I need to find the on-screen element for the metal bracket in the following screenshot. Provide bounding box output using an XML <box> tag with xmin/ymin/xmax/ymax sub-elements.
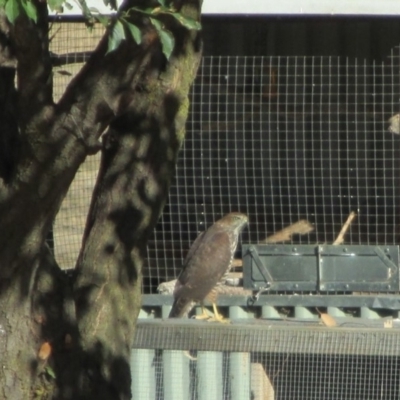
<box><xmin>247</xmin><ymin>284</ymin><xmax>271</xmax><ymax>306</ymax></box>
<box><xmin>248</xmin><ymin>245</ymin><xmax>274</xmax><ymax>284</ymax></box>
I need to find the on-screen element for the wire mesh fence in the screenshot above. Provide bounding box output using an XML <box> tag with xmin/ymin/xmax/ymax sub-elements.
<box><xmin>49</xmin><ymin>22</ymin><xmax>400</xmax><ymax>293</ymax></box>
<box><xmin>49</xmin><ymin>22</ymin><xmax>104</xmax><ymax>267</ymax></box>
<box><xmin>149</xmin><ymin>52</ymin><xmax>400</xmax><ymax>292</ymax></box>
<box><xmin>47</xmin><ymin>21</ymin><xmax>400</xmax><ymax>400</ymax></box>
<box><xmin>132</xmin><ymin>319</ymin><xmax>400</xmax><ymax>400</ymax></box>
<box><xmin>137</xmin><ymin>350</ymin><xmax>400</xmax><ymax>400</ymax></box>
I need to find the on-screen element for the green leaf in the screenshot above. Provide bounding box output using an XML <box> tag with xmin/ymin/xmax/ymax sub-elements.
<box><xmin>21</xmin><ymin>0</ymin><xmax>37</xmax><ymax>23</ymax></box>
<box><xmin>77</xmin><ymin>0</ymin><xmax>93</xmax><ymax>20</ymax></box>
<box><xmin>88</xmin><ymin>7</ymin><xmax>109</xmax><ymax>27</ymax></box>
<box><xmin>127</xmin><ymin>6</ymin><xmax>146</xmax><ymax>15</ymax></box>
<box><xmin>0</xmin><ymin>0</ymin><xmax>6</xmax><ymax>8</ymax></box>
<box><xmin>169</xmin><ymin>12</ymin><xmax>201</xmax><ymax>30</ymax></box>
<box><xmin>149</xmin><ymin>16</ymin><xmax>162</xmax><ymax>30</ymax></box>
<box><xmin>150</xmin><ymin>17</ymin><xmax>174</xmax><ymax>60</ymax></box>
<box><xmin>44</xmin><ymin>366</ymin><xmax>56</xmax><ymax>379</ymax></box>
<box><xmin>157</xmin><ymin>0</ymin><xmax>167</xmax><ymax>6</ymax></box>
<box><xmin>47</xmin><ymin>0</ymin><xmax>65</xmax><ymax>12</ymax></box>
<box><xmin>106</xmin><ymin>20</ymin><xmax>126</xmax><ymax>54</ymax></box>
<box><xmin>64</xmin><ymin>2</ymin><xmax>72</xmax><ymax>10</ymax></box>
<box><xmin>127</xmin><ymin>5</ymin><xmax>200</xmax><ymax>31</ymax></box>
<box><xmin>5</xmin><ymin>0</ymin><xmax>20</xmax><ymax>23</ymax></box>
<box><xmin>121</xmin><ymin>19</ymin><xmax>141</xmax><ymax>45</ymax></box>
<box><xmin>158</xmin><ymin>29</ymin><xmax>174</xmax><ymax>59</ymax></box>
<box><xmin>96</xmin><ymin>14</ymin><xmax>110</xmax><ymax>27</ymax></box>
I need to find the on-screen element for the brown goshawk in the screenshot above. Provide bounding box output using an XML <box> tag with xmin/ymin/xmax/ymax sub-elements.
<box><xmin>169</xmin><ymin>212</ymin><xmax>248</xmax><ymax>322</ymax></box>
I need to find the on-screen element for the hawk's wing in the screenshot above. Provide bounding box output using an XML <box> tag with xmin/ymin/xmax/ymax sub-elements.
<box><xmin>178</xmin><ymin>229</ymin><xmax>232</xmax><ymax>286</ymax></box>
<box><xmin>169</xmin><ymin>228</ymin><xmax>233</xmax><ymax>317</ymax></box>
<box><xmin>183</xmin><ymin>231</ymin><xmax>205</xmax><ymax>267</ymax></box>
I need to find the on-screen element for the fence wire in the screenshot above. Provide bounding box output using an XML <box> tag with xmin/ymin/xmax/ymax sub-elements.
<box><xmin>151</xmin><ymin>52</ymin><xmax>400</xmax><ymax>293</ymax></box>
<box><xmin>49</xmin><ymin>23</ymin><xmax>400</xmax><ymax>293</ymax></box>
<box><xmin>132</xmin><ymin>321</ymin><xmax>400</xmax><ymax>400</ymax></box>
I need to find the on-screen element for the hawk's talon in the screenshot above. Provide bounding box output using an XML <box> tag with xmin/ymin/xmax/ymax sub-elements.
<box><xmin>206</xmin><ymin>303</ymin><xmax>230</xmax><ymax>323</ymax></box>
<box><xmin>194</xmin><ymin>307</ymin><xmax>212</xmax><ymax>320</ymax></box>
<box><xmin>207</xmin><ymin>315</ymin><xmax>230</xmax><ymax>324</ymax></box>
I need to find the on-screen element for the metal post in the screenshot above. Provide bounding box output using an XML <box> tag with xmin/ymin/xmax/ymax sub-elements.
<box><xmin>295</xmin><ymin>306</ymin><xmax>317</xmax><ymax>319</ymax></box>
<box><xmin>131</xmin><ymin>349</ymin><xmax>156</xmax><ymax>400</ymax></box>
<box><xmin>229</xmin><ymin>306</ymin><xmax>251</xmax><ymax>400</ymax></box>
<box><xmin>131</xmin><ymin>307</ymin><xmax>157</xmax><ymax>399</ymax></box>
<box><xmin>197</xmin><ymin>351</ymin><xmax>223</xmax><ymax>400</ymax></box>
<box><xmin>262</xmin><ymin>305</ymin><xmax>281</xmax><ymax>319</ymax></box>
<box><xmin>162</xmin><ymin>304</ymin><xmax>191</xmax><ymax>399</ymax></box>
<box><xmin>327</xmin><ymin>307</ymin><xmax>347</xmax><ymax>317</ymax></box>
<box><xmin>163</xmin><ymin>351</ymin><xmax>190</xmax><ymax>400</ymax></box>
<box><xmin>360</xmin><ymin>307</ymin><xmax>380</xmax><ymax>319</ymax></box>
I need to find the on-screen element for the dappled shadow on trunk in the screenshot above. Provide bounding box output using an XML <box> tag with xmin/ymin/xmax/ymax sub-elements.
<box><xmin>29</xmin><ymin>257</ymin><xmax>135</xmax><ymax>400</ymax></box>
<box><xmin>0</xmin><ymin>1</ymin><xmax>202</xmax><ymax>397</ymax></box>
<box><xmin>70</xmin><ymin>13</ymin><xmax>202</xmax><ymax>390</ymax></box>
<box><xmin>71</xmin><ymin>76</ymin><xmax>194</xmax><ymax>395</ymax></box>
<box><xmin>55</xmin><ymin>340</ymin><xmax>133</xmax><ymax>400</ymax></box>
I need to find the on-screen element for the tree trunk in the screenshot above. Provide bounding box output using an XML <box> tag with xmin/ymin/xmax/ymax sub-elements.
<box><xmin>0</xmin><ymin>1</ymin><xmax>202</xmax><ymax>398</ymax></box>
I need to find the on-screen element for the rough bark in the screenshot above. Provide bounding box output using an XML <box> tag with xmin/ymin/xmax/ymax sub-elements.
<box><xmin>0</xmin><ymin>0</ymin><xmax>202</xmax><ymax>398</ymax></box>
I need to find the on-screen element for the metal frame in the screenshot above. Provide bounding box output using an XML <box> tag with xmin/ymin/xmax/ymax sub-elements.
<box><xmin>243</xmin><ymin>244</ymin><xmax>400</xmax><ymax>293</ymax></box>
<box><xmin>134</xmin><ymin>319</ymin><xmax>400</xmax><ymax>355</ymax></box>
<box><xmin>142</xmin><ymin>294</ymin><xmax>400</xmax><ymax>310</ymax></box>
<box><xmin>134</xmin><ymin>298</ymin><xmax>400</xmax><ymax>398</ymax></box>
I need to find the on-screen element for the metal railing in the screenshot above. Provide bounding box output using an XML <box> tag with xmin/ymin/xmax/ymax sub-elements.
<box><xmin>131</xmin><ymin>295</ymin><xmax>400</xmax><ymax>399</ymax></box>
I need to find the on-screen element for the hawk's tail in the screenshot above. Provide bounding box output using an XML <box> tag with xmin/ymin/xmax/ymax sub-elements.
<box><xmin>169</xmin><ymin>297</ymin><xmax>194</xmax><ymax>318</ymax></box>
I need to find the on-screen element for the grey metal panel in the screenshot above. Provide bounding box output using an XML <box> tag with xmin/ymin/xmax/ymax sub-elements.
<box><xmin>243</xmin><ymin>244</ymin><xmax>318</xmax><ymax>291</ymax></box>
<box><xmin>133</xmin><ymin>319</ymin><xmax>400</xmax><ymax>355</ymax></box>
<box><xmin>318</xmin><ymin>245</ymin><xmax>399</xmax><ymax>291</ymax></box>
<box><xmin>242</xmin><ymin>244</ymin><xmax>400</xmax><ymax>292</ymax></box>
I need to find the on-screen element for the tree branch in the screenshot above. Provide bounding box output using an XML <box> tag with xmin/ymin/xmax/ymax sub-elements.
<box><xmin>72</xmin><ymin>2</ymin><xmax>202</xmax><ymax>396</ymax></box>
<box><xmin>0</xmin><ymin>19</ymin><xmax>159</xmax><ymax>279</ymax></box>
<box><xmin>56</xmin><ymin>23</ymin><xmax>160</xmax><ymax>152</ymax></box>
<box><xmin>11</xmin><ymin>1</ymin><xmax>53</xmax><ymax>124</ymax></box>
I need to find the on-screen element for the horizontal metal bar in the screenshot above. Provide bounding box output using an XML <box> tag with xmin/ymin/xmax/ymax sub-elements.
<box><xmin>142</xmin><ymin>294</ymin><xmax>400</xmax><ymax>310</ymax></box>
<box><xmin>49</xmin><ymin>1</ymin><xmax>400</xmax><ymax>18</ymax></box>
<box><xmin>202</xmin><ymin>0</ymin><xmax>400</xmax><ymax>15</ymax></box>
<box><xmin>133</xmin><ymin>319</ymin><xmax>400</xmax><ymax>355</ymax></box>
